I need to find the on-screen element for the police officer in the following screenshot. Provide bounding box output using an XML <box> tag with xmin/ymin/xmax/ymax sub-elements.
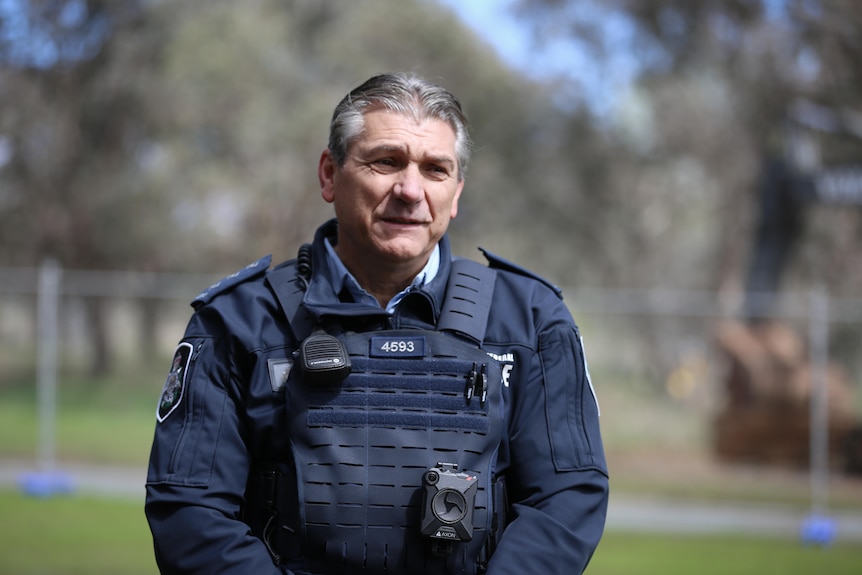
<box><xmin>145</xmin><ymin>73</ymin><xmax>608</xmax><ymax>574</ymax></box>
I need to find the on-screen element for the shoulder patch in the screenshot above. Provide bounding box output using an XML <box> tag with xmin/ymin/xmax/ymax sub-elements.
<box><xmin>478</xmin><ymin>247</ymin><xmax>563</xmax><ymax>299</ymax></box>
<box><xmin>157</xmin><ymin>342</ymin><xmax>193</xmax><ymax>422</ymax></box>
<box><xmin>192</xmin><ymin>255</ymin><xmax>272</xmax><ymax>309</ymax></box>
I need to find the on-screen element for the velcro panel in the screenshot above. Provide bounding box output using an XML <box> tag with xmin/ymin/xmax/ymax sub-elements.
<box><xmin>289</xmin><ymin>330</ymin><xmax>505</xmax><ymax>574</ymax></box>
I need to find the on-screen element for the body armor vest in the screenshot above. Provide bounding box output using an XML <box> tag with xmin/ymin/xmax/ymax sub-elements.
<box><xmin>286</xmin><ymin>329</ymin><xmax>504</xmax><ymax>574</ymax></box>
<box><xmin>254</xmin><ymin>257</ymin><xmax>505</xmax><ymax>574</ymax></box>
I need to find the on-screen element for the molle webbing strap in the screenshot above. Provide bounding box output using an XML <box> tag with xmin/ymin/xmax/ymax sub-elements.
<box><xmin>289</xmin><ymin>330</ymin><xmax>504</xmax><ymax>574</ymax></box>
<box><xmin>305</xmin><ymin>357</ymin><xmax>490</xmax><ymax>432</ymax></box>
<box><xmin>437</xmin><ymin>259</ymin><xmax>497</xmax><ymax>345</ymax></box>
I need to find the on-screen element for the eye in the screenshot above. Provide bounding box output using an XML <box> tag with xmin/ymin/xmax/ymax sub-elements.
<box><xmin>370</xmin><ymin>157</ymin><xmax>401</xmax><ymax>172</ymax></box>
<box><xmin>424</xmin><ymin>163</ymin><xmax>451</xmax><ymax>179</ymax></box>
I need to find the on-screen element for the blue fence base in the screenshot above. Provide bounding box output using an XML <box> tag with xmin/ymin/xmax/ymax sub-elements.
<box><xmin>18</xmin><ymin>471</ymin><xmax>75</xmax><ymax>498</ymax></box>
<box><xmin>800</xmin><ymin>514</ymin><xmax>837</xmax><ymax>546</ymax></box>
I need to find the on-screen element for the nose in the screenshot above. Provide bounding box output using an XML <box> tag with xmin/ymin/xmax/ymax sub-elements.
<box><xmin>392</xmin><ymin>165</ymin><xmax>423</xmax><ymax>204</ymax></box>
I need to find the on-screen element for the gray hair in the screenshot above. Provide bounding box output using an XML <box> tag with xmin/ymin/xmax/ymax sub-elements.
<box><xmin>327</xmin><ymin>73</ymin><xmax>472</xmax><ymax>180</ymax></box>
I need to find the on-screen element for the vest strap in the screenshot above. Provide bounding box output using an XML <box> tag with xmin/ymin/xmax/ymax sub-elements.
<box><xmin>437</xmin><ymin>258</ymin><xmax>496</xmax><ymax>344</ymax></box>
<box><xmin>266</xmin><ymin>256</ymin><xmax>496</xmax><ymax>344</ymax></box>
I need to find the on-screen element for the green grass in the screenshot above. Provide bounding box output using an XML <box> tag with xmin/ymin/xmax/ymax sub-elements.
<box><xmin>2</xmin><ymin>363</ymin><xmax>861</xmax><ymax>574</ymax></box>
<box><xmin>1</xmin><ymin>490</ymin><xmax>860</xmax><ymax>575</ymax></box>
<box><xmin>0</xmin><ymin>367</ymin><xmax>161</xmax><ymax>466</ymax></box>
<box><xmin>0</xmin><ymin>491</ymin><xmax>157</xmax><ymax>575</ymax></box>
<box><xmin>588</xmin><ymin>531</ymin><xmax>862</xmax><ymax>575</ymax></box>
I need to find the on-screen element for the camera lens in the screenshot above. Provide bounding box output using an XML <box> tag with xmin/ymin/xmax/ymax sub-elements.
<box><xmin>431</xmin><ymin>489</ymin><xmax>468</xmax><ymax>524</ymax></box>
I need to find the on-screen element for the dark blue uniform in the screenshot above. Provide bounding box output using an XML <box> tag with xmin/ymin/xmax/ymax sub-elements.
<box><xmin>145</xmin><ymin>220</ymin><xmax>608</xmax><ymax>574</ymax></box>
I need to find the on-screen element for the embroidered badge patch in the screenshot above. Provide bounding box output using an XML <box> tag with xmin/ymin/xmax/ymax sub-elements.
<box><xmin>158</xmin><ymin>342</ymin><xmax>193</xmax><ymax>422</ymax></box>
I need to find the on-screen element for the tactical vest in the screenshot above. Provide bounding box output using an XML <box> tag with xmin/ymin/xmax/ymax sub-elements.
<box><xmin>256</xmin><ymin>258</ymin><xmax>506</xmax><ymax>574</ymax></box>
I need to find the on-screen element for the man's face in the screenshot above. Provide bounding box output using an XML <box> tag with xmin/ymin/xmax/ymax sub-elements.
<box><xmin>319</xmin><ymin>109</ymin><xmax>464</xmax><ymax>273</ymax></box>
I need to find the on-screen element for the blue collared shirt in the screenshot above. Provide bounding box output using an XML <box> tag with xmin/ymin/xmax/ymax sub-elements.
<box><xmin>323</xmin><ymin>239</ymin><xmax>440</xmax><ymax>313</ymax></box>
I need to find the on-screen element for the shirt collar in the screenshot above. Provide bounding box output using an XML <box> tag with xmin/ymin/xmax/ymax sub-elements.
<box><xmin>323</xmin><ymin>239</ymin><xmax>440</xmax><ymax>313</ymax></box>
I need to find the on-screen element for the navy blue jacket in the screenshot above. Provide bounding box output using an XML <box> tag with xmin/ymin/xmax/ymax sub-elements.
<box><xmin>145</xmin><ymin>220</ymin><xmax>608</xmax><ymax>574</ymax></box>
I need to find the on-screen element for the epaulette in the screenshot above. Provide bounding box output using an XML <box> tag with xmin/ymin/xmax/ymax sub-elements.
<box><xmin>192</xmin><ymin>255</ymin><xmax>272</xmax><ymax>309</ymax></box>
<box><xmin>478</xmin><ymin>247</ymin><xmax>563</xmax><ymax>300</ymax></box>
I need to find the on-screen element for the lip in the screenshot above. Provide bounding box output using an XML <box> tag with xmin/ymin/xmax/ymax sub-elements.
<box><xmin>380</xmin><ymin>216</ymin><xmax>427</xmax><ymax>227</ymax></box>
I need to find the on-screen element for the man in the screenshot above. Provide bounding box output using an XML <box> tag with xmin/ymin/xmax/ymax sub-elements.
<box><xmin>146</xmin><ymin>72</ymin><xmax>608</xmax><ymax>574</ymax></box>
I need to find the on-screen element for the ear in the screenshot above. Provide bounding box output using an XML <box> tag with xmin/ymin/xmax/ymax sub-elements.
<box><xmin>449</xmin><ymin>179</ymin><xmax>465</xmax><ymax>219</ymax></box>
<box><xmin>318</xmin><ymin>149</ymin><xmax>336</xmax><ymax>203</ymax></box>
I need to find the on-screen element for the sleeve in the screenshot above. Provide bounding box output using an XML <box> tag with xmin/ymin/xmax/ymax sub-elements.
<box><xmin>486</xmin><ymin>315</ymin><xmax>609</xmax><ymax>574</ymax></box>
<box><xmin>144</xmin><ymin>310</ymin><xmax>292</xmax><ymax>575</ymax></box>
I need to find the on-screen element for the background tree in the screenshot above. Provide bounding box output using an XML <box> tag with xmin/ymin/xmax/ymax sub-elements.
<box><xmin>0</xmin><ymin>0</ymin><xmax>171</xmax><ymax>374</ymax></box>
<box><xmin>515</xmin><ymin>0</ymin><xmax>862</xmax><ymax>294</ymax></box>
<box><xmin>3</xmin><ymin>0</ymin><xmax>860</xmax><ymax>380</ymax></box>
<box><xmin>0</xmin><ymin>0</ymin><xmax>602</xmax><ymax>372</ymax></box>
<box><xmin>509</xmin><ymin>0</ymin><xmax>862</xmax><ymax>383</ymax></box>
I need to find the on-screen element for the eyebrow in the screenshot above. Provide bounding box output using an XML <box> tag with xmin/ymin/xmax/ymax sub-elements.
<box><xmin>361</xmin><ymin>144</ymin><xmax>404</xmax><ymax>157</ymax></box>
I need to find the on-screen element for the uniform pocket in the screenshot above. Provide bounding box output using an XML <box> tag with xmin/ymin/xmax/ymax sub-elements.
<box><xmin>538</xmin><ymin>327</ymin><xmax>604</xmax><ymax>472</ymax></box>
<box><xmin>147</xmin><ymin>337</ymin><xmax>226</xmax><ymax>487</ymax></box>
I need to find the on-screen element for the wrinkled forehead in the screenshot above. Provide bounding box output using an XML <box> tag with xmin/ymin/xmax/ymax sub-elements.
<box><xmin>352</xmin><ymin>109</ymin><xmax>459</xmax><ymax>154</ymax></box>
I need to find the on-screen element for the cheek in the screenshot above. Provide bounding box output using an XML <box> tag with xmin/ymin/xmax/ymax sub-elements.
<box><xmin>334</xmin><ymin>189</ymin><xmax>377</xmax><ymax>225</ymax></box>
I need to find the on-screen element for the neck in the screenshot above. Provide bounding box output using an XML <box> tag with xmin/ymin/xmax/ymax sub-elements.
<box><xmin>336</xmin><ymin>247</ymin><xmax>426</xmax><ymax>308</ymax></box>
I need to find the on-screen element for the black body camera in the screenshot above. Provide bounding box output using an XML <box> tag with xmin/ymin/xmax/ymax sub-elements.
<box><xmin>420</xmin><ymin>462</ymin><xmax>478</xmax><ymax>543</ymax></box>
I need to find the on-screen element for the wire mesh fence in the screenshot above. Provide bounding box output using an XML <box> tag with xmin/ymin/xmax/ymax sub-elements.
<box><xmin>1</xmin><ymin>262</ymin><xmax>861</xmax><ymax>509</ymax></box>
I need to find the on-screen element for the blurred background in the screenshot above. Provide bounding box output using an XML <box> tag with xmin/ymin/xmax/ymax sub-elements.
<box><xmin>1</xmin><ymin>0</ymin><xmax>861</xmax><ymax>573</ymax></box>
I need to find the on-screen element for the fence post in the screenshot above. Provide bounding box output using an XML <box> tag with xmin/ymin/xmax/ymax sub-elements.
<box><xmin>37</xmin><ymin>258</ymin><xmax>60</xmax><ymax>474</ymax></box>
<box><xmin>20</xmin><ymin>259</ymin><xmax>73</xmax><ymax>496</ymax></box>
<box><xmin>801</xmin><ymin>285</ymin><xmax>835</xmax><ymax>544</ymax></box>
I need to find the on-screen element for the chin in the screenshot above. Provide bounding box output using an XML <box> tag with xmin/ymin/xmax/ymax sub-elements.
<box><xmin>375</xmin><ymin>240</ymin><xmax>428</xmax><ymax>264</ymax></box>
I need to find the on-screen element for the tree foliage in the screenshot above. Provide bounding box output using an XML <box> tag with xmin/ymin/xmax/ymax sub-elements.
<box><xmin>2</xmin><ymin>0</ymin><xmax>597</xmax><ymax>373</ymax></box>
<box><xmin>0</xmin><ymin>0</ymin><xmax>593</xmax><ymax>278</ymax></box>
<box><xmin>517</xmin><ymin>0</ymin><xmax>862</xmax><ymax>296</ymax></box>
<box><xmin>2</xmin><ymin>0</ymin><xmax>860</xmax><ymax>293</ymax></box>
<box><xmin>3</xmin><ymin>0</ymin><xmax>862</xmax><ymax>382</ymax></box>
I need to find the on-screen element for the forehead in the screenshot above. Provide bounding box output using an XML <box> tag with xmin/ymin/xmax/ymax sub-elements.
<box><xmin>354</xmin><ymin>109</ymin><xmax>458</xmax><ymax>155</ymax></box>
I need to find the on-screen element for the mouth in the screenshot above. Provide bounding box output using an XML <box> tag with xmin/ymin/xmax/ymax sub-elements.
<box><xmin>380</xmin><ymin>216</ymin><xmax>427</xmax><ymax>227</ymax></box>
